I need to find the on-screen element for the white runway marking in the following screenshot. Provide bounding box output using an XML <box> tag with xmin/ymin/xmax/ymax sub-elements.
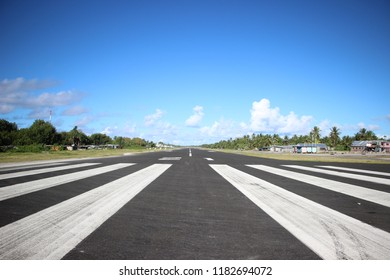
<box><xmin>0</xmin><ymin>158</ymin><xmax>87</xmax><ymax>170</ymax></box>
<box><xmin>0</xmin><ymin>163</ymin><xmax>134</xmax><ymax>201</ymax></box>
<box><xmin>189</xmin><ymin>149</ymin><xmax>192</xmax><ymax>157</ymax></box>
<box><xmin>248</xmin><ymin>165</ymin><xmax>390</xmax><ymax>207</ymax></box>
<box><xmin>317</xmin><ymin>166</ymin><xmax>390</xmax><ymax>177</ymax></box>
<box><xmin>210</xmin><ymin>164</ymin><xmax>390</xmax><ymax>260</ymax></box>
<box><xmin>0</xmin><ymin>163</ymin><xmax>99</xmax><ymax>180</ymax></box>
<box><xmin>204</xmin><ymin>158</ymin><xmax>214</xmax><ymax>161</ymax></box>
<box><xmin>284</xmin><ymin>165</ymin><xmax>390</xmax><ymax>186</ymax></box>
<box><xmin>159</xmin><ymin>157</ymin><xmax>181</xmax><ymax>161</ymax></box>
<box><xmin>0</xmin><ymin>164</ymin><xmax>171</xmax><ymax>260</ymax></box>
<box><xmin>0</xmin><ymin>162</ymin><xmax>67</xmax><ymax>172</ymax></box>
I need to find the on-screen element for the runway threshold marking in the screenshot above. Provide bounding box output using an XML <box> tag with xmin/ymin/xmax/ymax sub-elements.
<box><xmin>0</xmin><ymin>162</ymin><xmax>68</xmax><ymax>172</ymax></box>
<box><xmin>0</xmin><ymin>163</ymin><xmax>99</xmax><ymax>180</ymax></box>
<box><xmin>248</xmin><ymin>165</ymin><xmax>390</xmax><ymax>208</ymax></box>
<box><xmin>284</xmin><ymin>165</ymin><xmax>390</xmax><ymax>186</ymax></box>
<box><xmin>317</xmin><ymin>166</ymin><xmax>390</xmax><ymax>177</ymax></box>
<box><xmin>204</xmin><ymin>158</ymin><xmax>214</xmax><ymax>161</ymax></box>
<box><xmin>0</xmin><ymin>163</ymin><xmax>134</xmax><ymax>201</ymax></box>
<box><xmin>0</xmin><ymin>164</ymin><xmax>172</xmax><ymax>260</ymax></box>
<box><xmin>210</xmin><ymin>164</ymin><xmax>390</xmax><ymax>260</ymax></box>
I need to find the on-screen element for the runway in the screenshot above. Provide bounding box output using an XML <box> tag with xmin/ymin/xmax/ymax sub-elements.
<box><xmin>0</xmin><ymin>148</ymin><xmax>389</xmax><ymax>260</ymax></box>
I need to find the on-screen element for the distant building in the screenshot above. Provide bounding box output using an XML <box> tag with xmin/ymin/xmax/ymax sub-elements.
<box><xmin>351</xmin><ymin>140</ymin><xmax>390</xmax><ymax>153</ymax></box>
<box><xmin>293</xmin><ymin>143</ymin><xmax>328</xmax><ymax>154</ymax></box>
<box><xmin>270</xmin><ymin>145</ymin><xmax>294</xmax><ymax>153</ymax></box>
<box><xmin>156</xmin><ymin>142</ymin><xmax>173</xmax><ymax>149</ymax></box>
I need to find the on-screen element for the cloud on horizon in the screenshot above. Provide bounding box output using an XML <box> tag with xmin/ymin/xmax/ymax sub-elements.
<box><xmin>197</xmin><ymin>98</ymin><xmax>316</xmax><ymax>144</ymax></box>
<box><xmin>249</xmin><ymin>98</ymin><xmax>313</xmax><ymax>135</ymax></box>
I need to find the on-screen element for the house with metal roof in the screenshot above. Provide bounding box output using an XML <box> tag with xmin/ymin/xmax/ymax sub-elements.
<box><xmin>293</xmin><ymin>143</ymin><xmax>328</xmax><ymax>154</ymax></box>
<box><xmin>351</xmin><ymin>140</ymin><xmax>390</xmax><ymax>153</ymax></box>
<box><xmin>270</xmin><ymin>145</ymin><xmax>294</xmax><ymax>153</ymax></box>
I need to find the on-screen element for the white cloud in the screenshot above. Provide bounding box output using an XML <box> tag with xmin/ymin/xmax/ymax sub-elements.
<box><xmin>0</xmin><ymin>77</ymin><xmax>57</xmax><ymax>94</ymax></box>
<box><xmin>28</xmin><ymin>91</ymin><xmax>80</xmax><ymax>107</ymax></box>
<box><xmin>27</xmin><ymin>108</ymin><xmax>53</xmax><ymax>119</ymax></box>
<box><xmin>158</xmin><ymin>122</ymin><xmax>176</xmax><ymax>136</ymax></box>
<box><xmin>200</xmin><ymin>118</ymin><xmax>245</xmax><ymax>141</ymax></box>
<box><xmin>357</xmin><ymin>122</ymin><xmax>365</xmax><ymax>129</ymax></box>
<box><xmin>101</xmin><ymin>126</ymin><xmax>116</xmax><ymax>135</ymax></box>
<box><xmin>0</xmin><ymin>78</ymin><xmax>82</xmax><ymax>117</ymax></box>
<box><xmin>0</xmin><ymin>104</ymin><xmax>14</xmax><ymax>114</ymax></box>
<box><xmin>250</xmin><ymin>98</ymin><xmax>313</xmax><ymax>135</ymax></box>
<box><xmin>101</xmin><ymin>123</ymin><xmax>138</xmax><ymax>137</ymax></box>
<box><xmin>318</xmin><ymin>120</ymin><xmax>330</xmax><ymax>132</ymax></box>
<box><xmin>144</xmin><ymin>109</ymin><xmax>164</xmax><ymax>127</ymax></box>
<box><xmin>357</xmin><ymin>122</ymin><xmax>380</xmax><ymax>131</ymax></box>
<box><xmin>144</xmin><ymin>121</ymin><xmax>178</xmax><ymax>144</ymax></box>
<box><xmin>0</xmin><ymin>91</ymin><xmax>27</xmax><ymax>111</ymax></box>
<box><xmin>62</xmin><ymin>106</ymin><xmax>88</xmax><ymax>116</ymax></box>
<box><xmin>142</xmin><ymin>108</ymin><xmax>178</xmax><ymax>143</ymax></box>
<box><xmin>197</xmin><ymin>99</ymin><xmax>316</xmax><ymax>144</ymax></box>
<box><xmin>75</xmin><ymin>116</ymin><xmax>95</xmax><ymax>128</ymax></box>
<box><xmin>185</xmin><ymin>105</ymin><xmax>204</xmax><ymax>127</ymax></box>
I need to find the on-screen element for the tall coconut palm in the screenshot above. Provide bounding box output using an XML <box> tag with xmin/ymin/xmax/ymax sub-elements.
<box><xmin>355</xmin><ymin>128</ymin><xmax>367</xmax><ymax>140</ymax></box>
<box><xmin>355</xmin><ymin>128</ymin><xmax>377</xmax><ymax>140</ymax></box>
<box><xmin>329</xmin><ymin>126</ymin><xmax>340</xmax><ymax>148</ymax></box>
<box><xmin>311</xmin><ymin>126</ymin><xmax>321</xmax><ymax>144</ymax></box>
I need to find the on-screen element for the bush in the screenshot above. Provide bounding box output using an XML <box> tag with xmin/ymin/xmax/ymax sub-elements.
<box><xmin>335</xmin><ymin>144</ymin><xmax>350</xmax><ymax>151</ymax></box>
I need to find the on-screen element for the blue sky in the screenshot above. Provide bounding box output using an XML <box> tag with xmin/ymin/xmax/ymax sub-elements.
<box><xmin>1</xmin><ymin>0</ymin><xmax>389</xmax><ymax>145</ymax></box>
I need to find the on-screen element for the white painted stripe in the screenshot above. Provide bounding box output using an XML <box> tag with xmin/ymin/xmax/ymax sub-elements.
<box><xmin>204</xmin><ymin>158</ymin><xmax>214</xmax><ymax>161</ymax></box>
<box><xmin>248</xmin><ymin>165</ymin><xmax>390</xmax><ymax>208</ymax></box>
<box><xmin>317</xmin><ymin>166</ymin><xmax>390</xmax><ymax>177</ymax></box>
<box><xmin>158</xmin><ymin>157</ymin><xmax>181</xmax><ymax>161</ymax></box>
<box><xmin>0</xmin><ymin>163</ymin><xmax>99</xmax><ymax>180</ymax></box>
<box><xmin>0</xmin><ymin>164</ymin><xmax>171</xmax><ymax>260</ymax></box>
<box><xmin>284</xmin><ymin>165</ymin><xmax>390</xmax><ymax>186</ymax></box>
<box><xmin>210</xmin><ymin>164</ymin><xmax>390</xmax><ymax>260</ymax></box>
<box><xmin>0</xmin><ymin>162</ymin><xmax>67</xmax><ymax>172</ymax></box>
<box><xmin>189</xmin><ymin>149</ymin><xmax>192</xmax><ymax>157</ymax></box>
<box><xmin>0</xmin><ymin>158</ymin><xmax>87</xmax><ymax>169</ymax></box>
<box><xmin>0</xmin><ymin>163</ymin><xmax>134</xmax><ymax>201</ymax></box>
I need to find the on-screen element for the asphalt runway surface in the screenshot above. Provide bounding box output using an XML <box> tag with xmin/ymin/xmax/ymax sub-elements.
<box><xmin>0</xmin><ymin>148</ymin><xmax>389</xmax><ymax>260</ymax></box>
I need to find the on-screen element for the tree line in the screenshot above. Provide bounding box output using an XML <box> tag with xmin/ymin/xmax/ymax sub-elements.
<box><xmin>1</xmin><ymin>119</ymin><xmax>384</xmax><ymax>152</ymax></box>
<box><xmin>202</xmin><ymin>126</ymin><xmax>383</xmax><ymax>151</ymax></box>
<box><xmin>0</xmin><ymin>119</ymin><xmax>155</xmax><ymax>151</ymax></box>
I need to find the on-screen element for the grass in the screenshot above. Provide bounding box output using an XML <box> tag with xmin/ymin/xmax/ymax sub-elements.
<box><xmin>0</xmin><ymin>148</ymin><xmax>149</xmax><ymax>163</ymax></box>
<box><xmin>215</xmin><ymin>149</ymin><xmax>390</xmax><ymax>164</ymax></box>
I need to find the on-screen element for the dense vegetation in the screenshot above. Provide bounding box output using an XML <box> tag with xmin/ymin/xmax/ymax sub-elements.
<box><xmin>0</xmin><ymin>119</ymin><xmax>155</xmax><ymax>152</ymax></box>
<box><xmin>202</xmin><ymin>126</ymin><xmax>382</xmax><ymax>151</ymax></box>
<box><xmin>1</xmin><ymin>119</ymin><xmax>384</xmax><ymax>153</ymax></box>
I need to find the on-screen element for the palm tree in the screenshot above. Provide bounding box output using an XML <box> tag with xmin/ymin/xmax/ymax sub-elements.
<box><xmin>329</xmin><ymin>126</ymin><xmax>340</xmax><ymax>148</ymax></box>
<box><xmin>263</xmin><ymin>134</ymin><xmax>273</xmax><ymax>147</ymax></box>
<box><xmin>355</xmin><ymin>128</ymin><xmax>367</xmax><ymax>140</ymax></box>
<box><xmin>366</xmin><ymin>130</ymin><xmax>377</xmax><ymax>140</ymax></box>
<box><xmin>341</xmin><ymin>135</ymin><xmax>353</xmax><ymax>151</ymax></box>
<box><xmin>355</xmin><ymin>128</ymin><xmax>377</xmax><ymax>140</ymax></box>
<box><xmin>311</xmin><ymin>126</ymin><xmax>321</xmax><ymax>144</ymax></box>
